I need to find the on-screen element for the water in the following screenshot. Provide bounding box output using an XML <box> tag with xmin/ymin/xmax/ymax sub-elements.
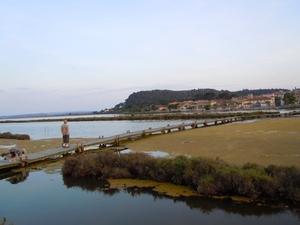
<box><xmin>0</xmin><ymin>118</ymin><xmax>199</xmax><ymax>140</ymax></box>
<box><xmin>0</xmin><ymin>170</ymin><xmax>299</xmax><ymax>225</ymax></box>
<box><xmin>0</xmin><ymin>113</ymin><xmax>123</xmax><ymax>121</ymax></box>
<box><xmin>1</xmin><ymin>115</ymin><xmax>300</xmax><ymax>224</ymax></box>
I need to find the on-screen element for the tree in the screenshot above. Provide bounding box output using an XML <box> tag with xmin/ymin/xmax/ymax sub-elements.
<box><xmin>283</xmin><ymin>92</ymin><xmax>296</xmax><ymax>105</ymax></box>
<box><xmin>159</xmin><ymin>100</ymin><xmax>169</xmax><ymax>105</ymax></box>
<box><xmin>194</xmin><ymin>93</ymin><xmax>203</xmax><ymax>100</ymax></box>
<box><xmin>275</xmin><ymin>96</ymin><xmax>282</xmax><ymax>107</ymax></box>
<box><xmin>168</xmin><ymin>103</ymin><xmax>179</xmax><ymax>110</ymax></box>
<box><xmin>218</xmin><ymin>92</ymin><xmax>230</xmax><ymax>100</ymax></box>
<box><xmin>204</xmin><ymin>92</ymin><xmax>216</xmax><ymax>100</ymax></box>
<box><xmin>230</xmin><ymin>93</ymin><xmax>239</xmax><ymax>98</ymax></box>
<box><xmin>150</xmin><ymin>104</ymin><xmax>157</xmax><ymax>111</ymax></box>
<box><xmin>204</xmin><ymin>101</ymin><xmax>211</xmax><ymax>110</ymax></box>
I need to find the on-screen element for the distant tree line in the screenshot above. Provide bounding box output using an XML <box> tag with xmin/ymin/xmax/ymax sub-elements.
<box><xmin>113</xmin><ymin>88</ymin><xmax>287</xmax><ymax>111</ymax></box>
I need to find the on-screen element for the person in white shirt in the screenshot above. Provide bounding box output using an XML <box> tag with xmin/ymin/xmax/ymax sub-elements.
<box><xmin>61</xmin><ymin>120</ymin><xmax>70</xmax><ymax>148</ymax></box>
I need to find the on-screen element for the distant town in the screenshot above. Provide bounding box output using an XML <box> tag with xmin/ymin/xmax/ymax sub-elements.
<box><xmin>163</xmin><ymin>89</ymin><xmax>300</xmax><ymax>112</ymax></box>
<box><xmin>97</xmin><ymin>88</ymin><xmax>300</xmax><ymax>113</ymax></box>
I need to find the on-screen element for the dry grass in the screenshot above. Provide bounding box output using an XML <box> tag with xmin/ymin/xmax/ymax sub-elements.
<box><xmin>124</xmin><ymin>117</ymin><xmax>300</xmax><ymax>167</ymax></box>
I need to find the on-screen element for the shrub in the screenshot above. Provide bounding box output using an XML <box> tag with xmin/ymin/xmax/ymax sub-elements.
<box><xmin>62</xmin><ymin>156</ymin><xmax>80</xmax><ymax>176</ymax></box>
<box><xmin>171</xmin><ymin>156</ymin><xmax>189</xmax><ymax>185</ymax></box>
<box><xmin>62</xmin><ymin>151</ymin><xmax>300</xmax><ymax>203</ymax></box>
<box><xmin>266</xmin><ymin>165</ymin><xmax>300</xmax><ymax>200</ymax></box>
<box><xmin>120</xmin><ymin>152</ymin><xmax>154</xmax><ymax>179</ymax></box>
<box><xmin>197</xmin><ymin>175</ymin><xmax>218</xmax><ymax>196</ymax></box>
<box><xmin>253</xmin><ymin>175</ymin><xmax>278</xmax><ymax>200</ymax></box>
<box><xmin>109</xmin><ymin>167</ymin><xmax>132</xmax><ymax>179</ymax></box>
<box><xmin>150</xmin><ymin>158</ymin><xmax>174</xmax><ymax>182</ymax></box>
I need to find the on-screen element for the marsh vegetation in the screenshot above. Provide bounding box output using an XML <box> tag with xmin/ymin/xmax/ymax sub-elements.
<box><xmin>62</xmin><ymin>151</ymin><xmax>300</xmax><ymax>205</ymax></box>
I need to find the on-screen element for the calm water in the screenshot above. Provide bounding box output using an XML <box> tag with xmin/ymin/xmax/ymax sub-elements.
<box><xmin>1</xmin><ymin>115</ymin><xmax>300</xmax><ymax>224</ymax></box>
<box><xmin>0</xmin><ymin>118</ymin><xmax>201</xmax><ymax>140</ymax></box>
<box><xmin>1</xmin><ymin>170</ymin><xmax>299</xmax><ymax>225</ymax></box>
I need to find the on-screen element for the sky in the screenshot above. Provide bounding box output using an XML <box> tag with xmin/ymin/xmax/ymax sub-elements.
<box><xmin>1</xmin><ymin>0</ymin><xmax>299</xmax><ymax>116</ymax></box>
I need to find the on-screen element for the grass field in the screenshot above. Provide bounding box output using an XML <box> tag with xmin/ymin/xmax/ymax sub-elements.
<box><xmin>124</xmin><ymin>117</ymin><xmax>300</xmax><ymax>167</ymax></box>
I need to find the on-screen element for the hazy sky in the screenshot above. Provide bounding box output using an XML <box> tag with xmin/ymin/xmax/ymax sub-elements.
<box><xmin>1</xmin><ymin>0</ymin><xmax>299</xmax><ymax>115</ymax></box>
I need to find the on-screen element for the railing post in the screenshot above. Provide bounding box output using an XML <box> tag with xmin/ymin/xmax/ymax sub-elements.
<box><xmin>81</xmin><ymin>142</ymin><xmax>84</xmax><ymax>153</ymax></box>
<box><xmin>141</xmin><ymin>130</ymin><xmax>146</xmax><ymax>138</ymax></box>
<box><xmin>76</xmin><ymin>143</ymin><xmax>84</xmax><ymax>154</ymax></box>
<box><xmin>76</xmin><ymin>143</ymin><xmax>80</xmax><ymax>153</ymax></box>
<box><xmin>19</xmin><ymin>156</ymin><xmax>26</xmax><ymax>167</ymax></box>
<box><xmin>114</xmin><ymin>135</ymin><xmax>120</xmax><ymax>146</ymax></box>
<box><xmin>24</xmin><ymin>156</ymin><xmax>29</xmax><ymax>167</ymax></box>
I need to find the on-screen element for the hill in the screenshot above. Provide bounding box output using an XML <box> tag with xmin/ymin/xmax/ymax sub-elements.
<box><xmin>114</xmin><ymin>88</ymin><xmax>287</xmax><ymax>110</ymax></box>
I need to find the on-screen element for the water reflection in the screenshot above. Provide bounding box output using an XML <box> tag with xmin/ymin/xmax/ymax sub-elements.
<box><xmin>1</xmin><ymin>171</ymin><xmax>29</xmax><ymax>184</ymax></box>
<box><xmin>63</xmin><ymin>175</ymin><xmax>120</xmax><ymax>196</ymax></box>
<box><xmin>1</xmin><ymin>170</ymin><xmax>300</xmax><ymax>225</ymax></box>
<box><xmin>62</xmin><ymin>175</ymin><xmax>300</xmax><ymax>221</ymax></box>
<box><xmin>6</xmin><ymin>171</ymin><xmax>29</xmax><ymax>184</ymax></box>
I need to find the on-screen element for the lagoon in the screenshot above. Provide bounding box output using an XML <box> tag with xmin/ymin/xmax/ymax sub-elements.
<box><xmin>1</xmin><ymin>170</ymin><xmax>299</xmax><ymax>225</ymax></box>
<box><xmin>0</xmin><ymin>118</ymin><xmax>200</xmax><ymax>140</ymax></box>
<box><xmin>0</xmin><ymin>115</ymin><xmax>300</xmax><ymax>224</ymax></box>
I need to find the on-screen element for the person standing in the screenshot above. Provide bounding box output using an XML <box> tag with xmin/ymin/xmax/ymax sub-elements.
<box><xmin>61</xmin><ymin>120</ymin><xmax>70</xmax><ymax>148</ymax></box>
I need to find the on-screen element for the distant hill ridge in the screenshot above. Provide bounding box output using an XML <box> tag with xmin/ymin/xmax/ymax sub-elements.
<box><xmin>121</xmin><ymin>88</ymin><xmax>287</xmax><ymax>107</ymax></box>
